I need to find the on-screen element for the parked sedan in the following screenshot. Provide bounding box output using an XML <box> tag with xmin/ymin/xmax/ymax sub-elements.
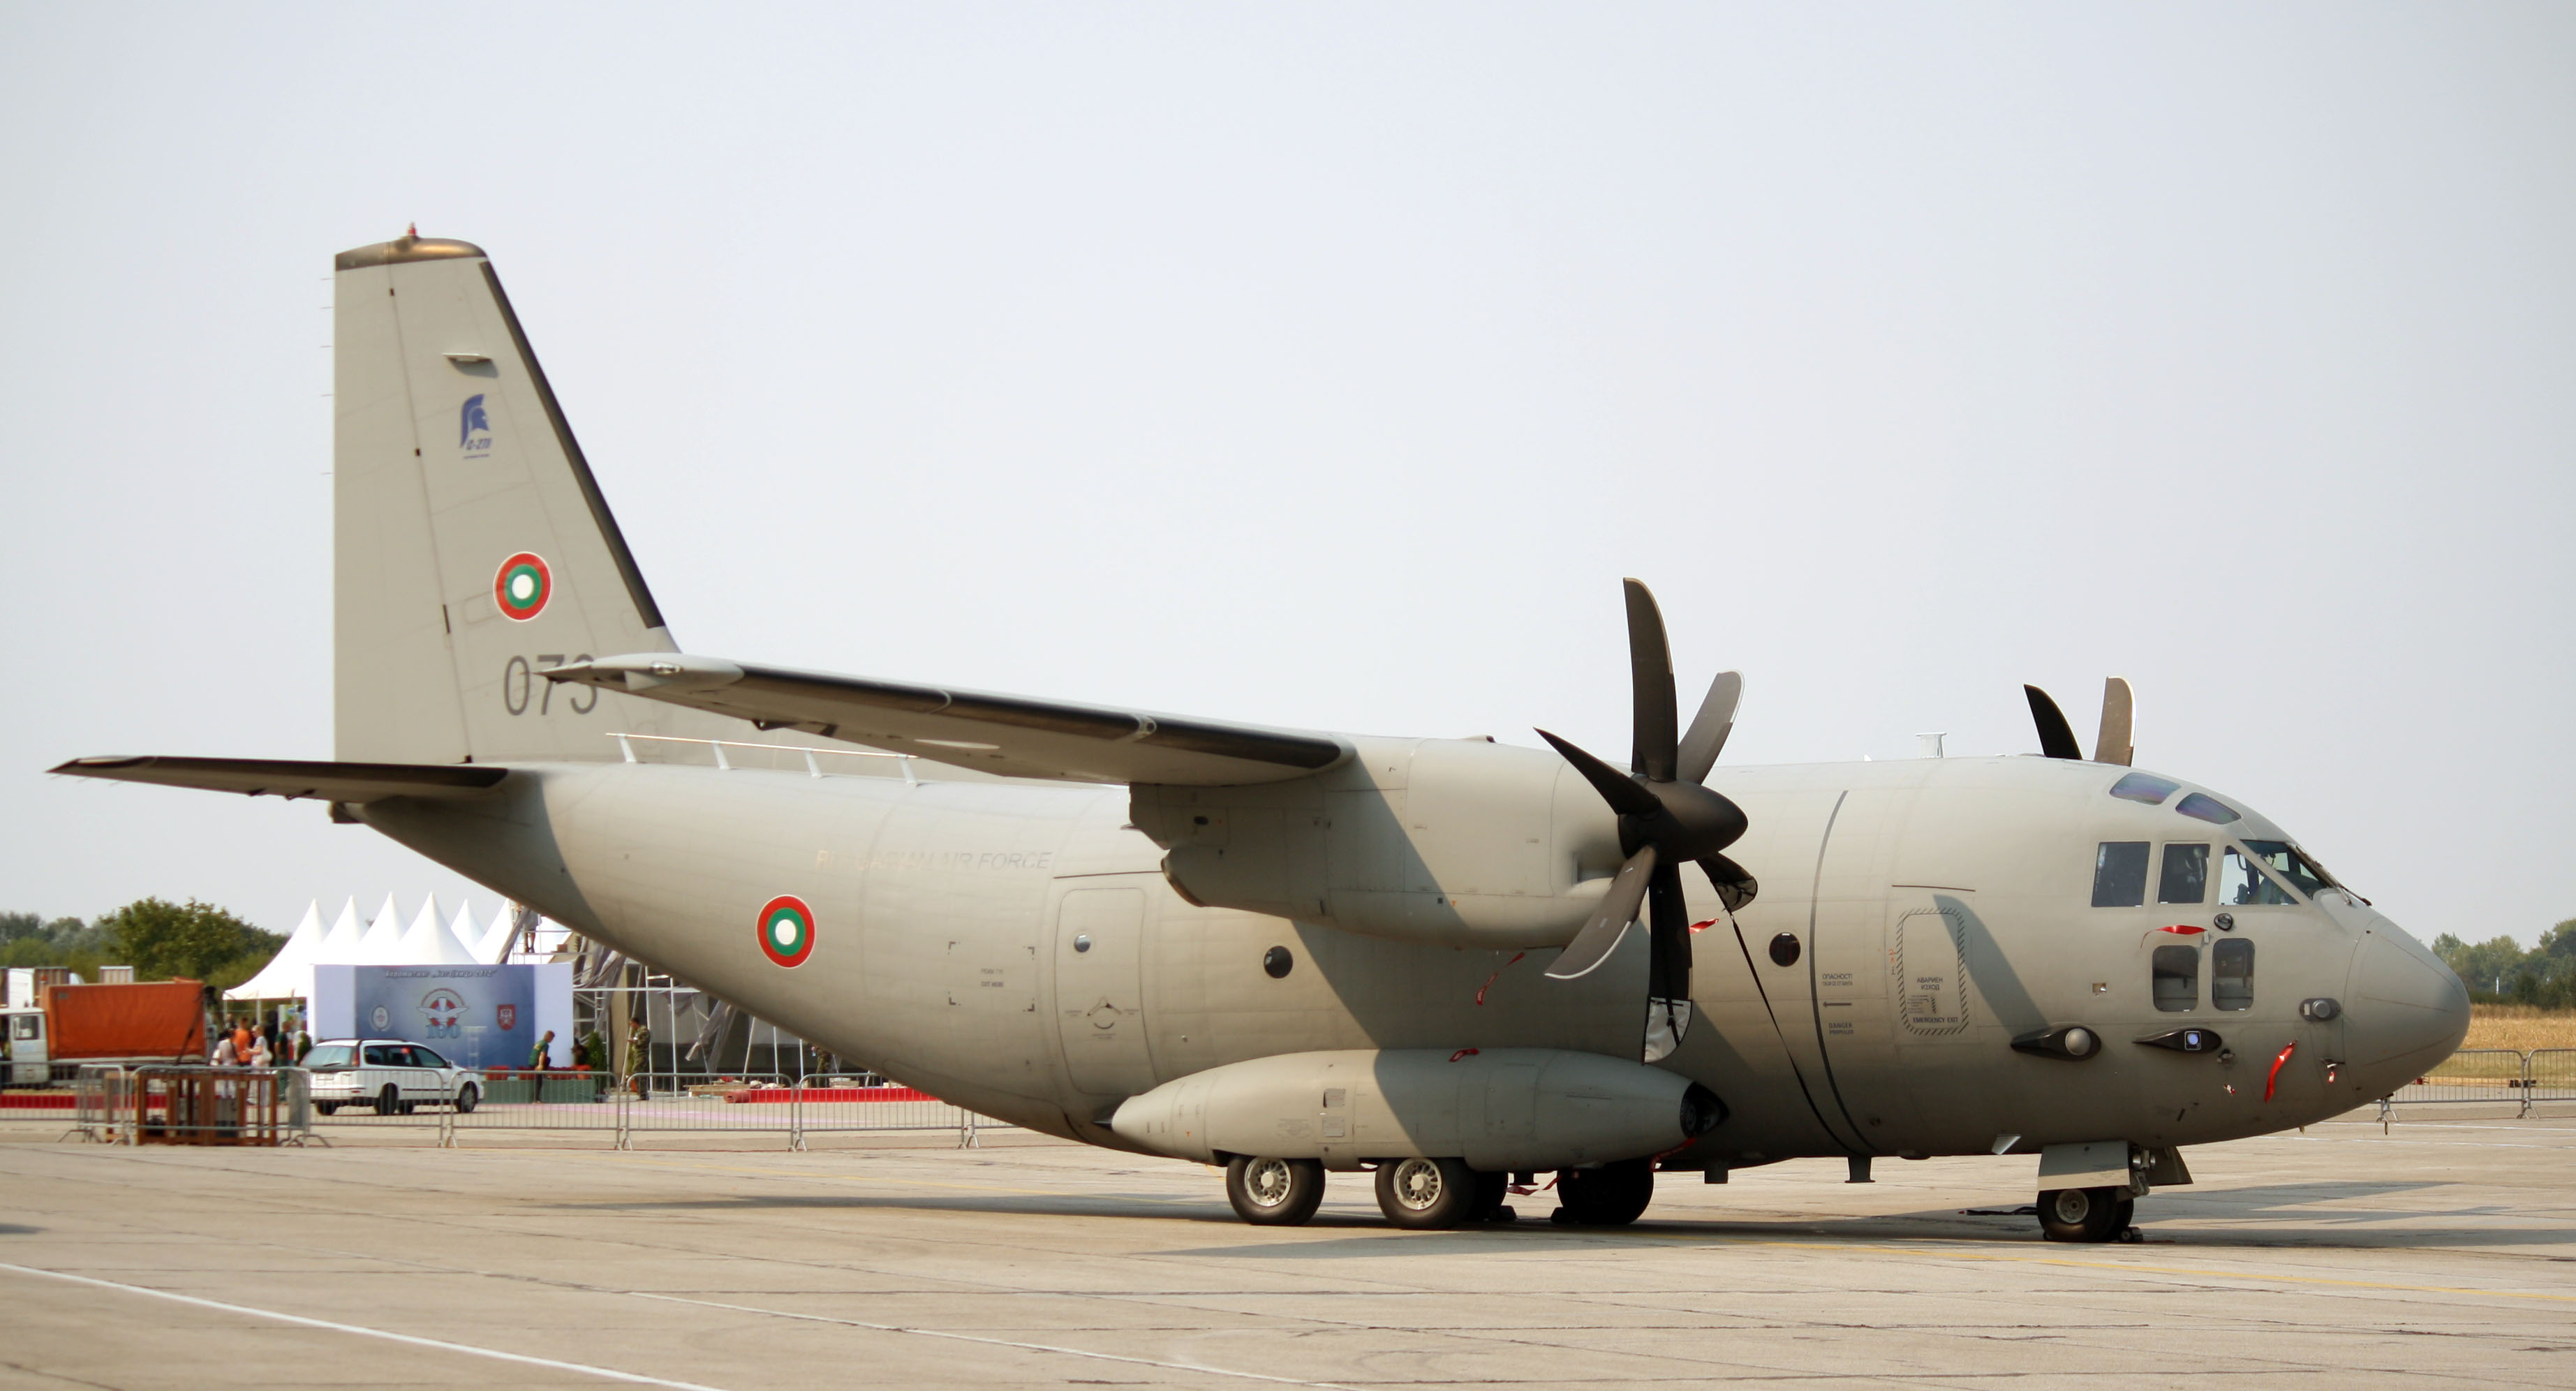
<box><xmin>304</xmin><ymin>1039</ymin><xmax>483</xmax><ymax>1114</ymax></box>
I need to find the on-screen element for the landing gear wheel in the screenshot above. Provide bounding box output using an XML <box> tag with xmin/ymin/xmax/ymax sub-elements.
<box><xmin>454</xmin><ymin>1084</ymin><xmax>478</xmax><ymax>1114</ymax></box>
<box><xmin>1375</xmin><ymin>1157</ymin><xmax>1476</xmax><ymax>1229</ymax></box>
<box><xmin>1470</xmin><ymin>1169</ymin><xmax>1514</xmax><ymax>1223</ymax></box>
<box><xmin>376</xmin><ymin>1085</ymin><xmax>402</xmax><ymax>1117</ymax></box>
<box><xmin>1227</xmin><ymin>1156</ymin><xmax>1325</xmax><ymax>1226</ymax></box>
<box><xmin>1553</xmin><ymin>1159</ymin><xmax>1655</xmax><ymax>1227</ymax></box>
<box><xmin>2038</xmin><ymin>1186</ymin><xmax>2131</xmax><ymax>1243</ymax></box>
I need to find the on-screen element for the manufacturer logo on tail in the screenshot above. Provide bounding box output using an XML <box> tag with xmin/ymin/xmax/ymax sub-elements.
<box><xmin>460</xmin><ymin>394</ymin><xmax>493</xmax><ymax>457</ymax></box>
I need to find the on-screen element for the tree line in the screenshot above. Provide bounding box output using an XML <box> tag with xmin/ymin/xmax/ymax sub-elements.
<box><xmin>0</xmin><ymin>900</ymin><xmax>284</xmax><ymax>991</ymax></box>
<box><xmin>2434</xmin><ymin>921</ymin><xmax>2576</xmax><ymax>1008</ymax></box>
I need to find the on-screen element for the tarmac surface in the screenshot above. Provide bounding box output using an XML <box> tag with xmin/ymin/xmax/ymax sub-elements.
<box><xmin>2</xmin><ymin>1110</ymin><xmax>2572</xmax><ymax>1389</ymax></box>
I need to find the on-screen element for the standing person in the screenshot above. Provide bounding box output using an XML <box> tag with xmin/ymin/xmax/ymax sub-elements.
<box><xmin>529</xmin><ymin>1030</ymin><xmax>555</xmax><ymax>1072</ymax></box>
<box><xmin>213</xmin><ymin>1029</ymin><xmax>241</xmax><ymax>1068</ymax></box>
<box><xmin>248</xmin><ymin>1031</ymin><xmax>273</xmax><ymax>1068</ymax></box>
<box><xmin>625</xmin><ymin>1017</ymin><xmax>651</xmax><ymax>1099</ymax></box>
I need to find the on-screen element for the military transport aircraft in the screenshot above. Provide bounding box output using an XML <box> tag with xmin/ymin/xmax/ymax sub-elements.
<box><xmin>55</xmin><ymin>233</ymin><xmax>2469</xmax><ymax>1240</ymax></box>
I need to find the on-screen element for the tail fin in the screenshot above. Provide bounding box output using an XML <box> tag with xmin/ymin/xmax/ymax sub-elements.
<box><xmin>332</xmin><ymin>234</ymin><xmax>730</xmax><ymax>763</ymax></box>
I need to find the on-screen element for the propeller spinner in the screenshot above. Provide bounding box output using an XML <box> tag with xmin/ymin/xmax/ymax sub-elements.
<box><xmin>1536</xmin><ymin>580</ymin><xmax>1759</xmax><ymax>1062</ymax></box>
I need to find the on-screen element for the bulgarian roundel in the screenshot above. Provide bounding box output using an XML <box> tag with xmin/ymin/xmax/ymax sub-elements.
<box><xmin>756</xmin><ymin>895</ymin><xmax>815</xmax><ymax>969</ymax></box>
<box><xmin>494</xmin><ymin>552</ymin><xmax>552</xmax><ymax>621</ymax></box>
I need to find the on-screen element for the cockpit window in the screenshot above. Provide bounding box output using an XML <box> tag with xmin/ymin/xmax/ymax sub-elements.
<box><xmin>2175</xmin><ymin>793</ymin><xmax>2242</xmax><ymax>825</ymax></box>
<box><xmin>2110</xmin><ymin>772</ymin><xmax>2179</xmax><ymax>805</ymax></box>
<box><xmin>2243</xmin><ymin>840</ymin><xmax>2332</xmax><ymax>898</ymax></box>
<box><xmin>2219</xmin><ymin>846</ymin><xmax>2300</xmax><ymax>905</ymax></box>
<box><xmin>2158</xmin><ymin>844</ymin><xmax>2209</xmax><ymax>904</ymax></box>
<box><xmin>2092</xmin><ymin>842</ymin><xmax>2149</xmax><ymax>907</ymax></box>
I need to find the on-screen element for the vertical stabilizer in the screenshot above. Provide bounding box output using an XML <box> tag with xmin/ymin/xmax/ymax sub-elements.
<box><xmin>333</xmin><ymin>233</ymin><xmax>731</xmax><ymax>763</ymax></box>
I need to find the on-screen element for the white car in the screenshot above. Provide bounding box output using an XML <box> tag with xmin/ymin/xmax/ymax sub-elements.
<box><xmin>304</xmin><ymin>1039</ymin><xmax>484</xmax><ymax>1114</ymax></box>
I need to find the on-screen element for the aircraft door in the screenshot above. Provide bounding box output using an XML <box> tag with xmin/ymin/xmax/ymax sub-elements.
<box><xmin>1055</xmin><ymin>887</ymin><xmax>1156</xmax><ymax>1097</ymax></box>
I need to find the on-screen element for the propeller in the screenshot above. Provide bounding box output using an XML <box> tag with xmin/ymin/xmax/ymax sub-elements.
<box><xmin>2024</xmin><ymin>677</ymin><xmax>2135</xmax><ymax>765</ymax></box>
<box><xmin>1537</xmin><ymin>580</ymin><xmax>1759</xmax><ymax>1062</ymax></box>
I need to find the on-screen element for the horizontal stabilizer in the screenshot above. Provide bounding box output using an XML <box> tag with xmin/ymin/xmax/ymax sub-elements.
<box><xmin>50</xmin><ymin>756</ymin><xmax>508</xmax><ymax>803</ymax></box>
<box><xmin>540</xmin><ymin>654</ymin><xmax>1349</xmax><ymax>786</ymax></box>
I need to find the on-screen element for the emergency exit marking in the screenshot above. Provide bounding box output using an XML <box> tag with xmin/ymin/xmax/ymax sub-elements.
<box><xmin>757</xmin><ymin>895</ymin><xmax>815</xmax><ymax>968</ymax></box>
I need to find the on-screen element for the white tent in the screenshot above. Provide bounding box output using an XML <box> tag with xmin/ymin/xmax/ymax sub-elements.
<box><xmin>351</xmin><ymin>894</ymin><xmax>405</xmax><ymax>964</ymax></box>
<box><xmin>314</xmin><ymin>897</ymin><xmax>362</xmax><ymax>961</ymax></box>
<box><xmin>473</xmin><ymin>904</ymin><xmax>519</xmax><ymax>964</ymax></box>
<box><xmin>397</xmin><ymin>896</ymin><xmax>482</xmax><ymax>966</ymax></box>
<box><xmin>225</xmin><ymin>901</ymin><xmax>324</xmax><ymax>1001</ymax></box>
<box><xmin>445</xmin><ymin>901</ymin><xmax>482</xmax><ymax>959</ymax></box>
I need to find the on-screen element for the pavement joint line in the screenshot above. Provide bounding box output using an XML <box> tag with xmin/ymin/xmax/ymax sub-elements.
<box><xmin>0</xmin><ymin>1261</ymin><xmax>735</xmax><ymax>1391</ymax></box>
<box><xmin>1624</xmin><ymin>1236</ymin><xmax>2576</xmax><ymax>1302</ymax></box>
<box><xmin>627</xmin><ymin>1289</ymin><xmax>1372</xmax><ymax>1390</ymax></box>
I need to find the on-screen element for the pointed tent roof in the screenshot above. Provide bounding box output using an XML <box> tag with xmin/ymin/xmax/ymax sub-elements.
<box><xmin>446</xmin><ymin>901</ymin><xmax>482</xmax><ymax>958</ymax></box>
<box><xmin>352</xmin><ymin>894</ymin><xmax>404</xmax><ymax>964</ymax></box>
<box><xmin>474</xmin><ymin>904</ymin><xmax>519</xmax><ymax>964</ymax></box>
<box><xmin>225</xmin><ymin>900</ymin><xmax>324</xmax><ymax>1000</ymax></box>
<box><xmin>397</xmin><ymin>896</ymin><xmax>480</xmax><ymax>965</ymax></box>
<box><xmin>313</xmin><ymin>897</ymin><xmax>363</xmax><ymax>962</ymax></box>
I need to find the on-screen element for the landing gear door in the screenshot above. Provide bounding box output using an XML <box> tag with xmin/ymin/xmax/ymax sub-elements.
<box><xmin>1053</xmin><ymin>885</ymin><xmax>1157</xmax><ymax>1098</ymax></box>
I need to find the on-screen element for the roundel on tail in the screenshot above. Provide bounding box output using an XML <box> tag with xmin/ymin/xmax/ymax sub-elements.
<box><xmin>757</xmin><ymin>895</ymin><xmax>815</xmax><ymax>969</ymax></box>
<box><xmin>495</xmin><ymin>553</ymin><xmax>552</xmax><ymax>621</ymax></box>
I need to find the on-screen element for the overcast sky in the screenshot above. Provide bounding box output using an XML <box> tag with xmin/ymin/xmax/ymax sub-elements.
<box><xmin>3</xmin><ymin>5</ymin><xmax>2569</xmax><ymax>948</ymax></box>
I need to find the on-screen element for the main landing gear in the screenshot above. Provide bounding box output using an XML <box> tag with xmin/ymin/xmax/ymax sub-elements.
<box><xmin>2037</xmin><ymin>1186</ymin><xmax>2138</xmax><ymax>1243</ymax></box>
<box><xmin>1220</xmin><ymin>1156</ymin><xmax>1658</xmax><ymax>1230</ymax></box>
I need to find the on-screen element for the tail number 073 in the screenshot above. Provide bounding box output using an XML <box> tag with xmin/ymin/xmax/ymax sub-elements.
<box><xmin>502</xmin><ymin>655</ymin><xmax>598</xmax><ymax>716</ymax></box>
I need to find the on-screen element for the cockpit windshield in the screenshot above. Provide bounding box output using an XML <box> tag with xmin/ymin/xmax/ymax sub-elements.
<box><xmin>2243</xmin><ymin>840</ymin><xmax>2334</xmax><ymax>897</ymax></box>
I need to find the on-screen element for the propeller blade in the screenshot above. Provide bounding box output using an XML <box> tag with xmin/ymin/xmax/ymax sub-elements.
<box><xmin>1699</xmin><ymin>853</ymin><xmax>1759</xmax><ymax>913</ymax></box>
<box><xmin>2024</xmin><ymin>684</ymin><xmax>2082</xmax><ymax>760</ymax></box>
<box><xmin>1676</xmin><ymin>670</ymin><xmax>1742</xmax><ymax>784</ymax></box>
<box><xmin>2094</xmin><ymin>677</ymin><xmax>2134</xmax><ymax>767</ymax></box>
<box><xmin>1546</xmin><ymin>845</ymin><xmax>1657</xmax><ymax>980</ymax></box>
<box><xmin>1622</xmin><ymin>579</ymin><xmax>1678</xmax><ymax>782</ymax></box>
<box><xmin>1536</xmin><ymin>728</ymin><xmax>1660</xmax><ymax>818</ymax></box>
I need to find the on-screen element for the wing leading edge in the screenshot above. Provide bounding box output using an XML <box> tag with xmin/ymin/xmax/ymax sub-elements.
<box><xmin>540</xmin><ymin>654</ymin><xmax>1350</xmax><ymax>786</ymax></box>
<box><xmin>50</xmin><ymin>756</ymin><xmax>509</xmax><ymax>802</ymax></box>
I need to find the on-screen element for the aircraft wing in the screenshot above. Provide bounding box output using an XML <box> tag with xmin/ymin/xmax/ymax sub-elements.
<box><xmin>50</xmin><ymin>756</ymin><xmax>510</xmax><ymax>802</ymax></box>
<box><xmin>540</xmin><ymin>654</ymin><xmax>1351</xmax><ymax>786</ymax></box>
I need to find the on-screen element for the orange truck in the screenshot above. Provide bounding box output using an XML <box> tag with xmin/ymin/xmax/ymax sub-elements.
<box><xmin>3</xmin><ymin>980</ymin><xmax>207</xmax><ymax>1085</ymax></box>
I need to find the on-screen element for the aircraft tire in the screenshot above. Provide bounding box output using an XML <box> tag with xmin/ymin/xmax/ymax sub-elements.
<box><xmin>2038</xmin><ymin>1186</ymin><xmax>2129</xmax><ymax>1242</ymax></box>
<box><xmin>1470</xmin><ymin>1169</ymin><xmax>1513</xmax><ymax>1223</ymax></box>
<box><xmin>1375</xmin><ymin>1157</ymin><xmax>1476</xmax><ymax>1229</ymax></box>
<box><xmin>1553</xmin><ymin>1159</ymin><xmax>1655</xmax><ymax>1227</ymax></box>
<box><xmin>1227</xmin><ymin>1156</ymin><xmax>1325</xmax><ymax>1226</ymax></box>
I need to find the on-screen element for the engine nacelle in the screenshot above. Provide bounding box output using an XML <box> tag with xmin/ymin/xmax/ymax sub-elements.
<box><xmin>1107</xmin><ymin>1047</ymin><xmax>1723</xmax><ymax>1172</ymax></box>
<box><xmin>1131</xmin><ymin>735</ymin><xmax>1624</xmax><ymax>949</ymax></box>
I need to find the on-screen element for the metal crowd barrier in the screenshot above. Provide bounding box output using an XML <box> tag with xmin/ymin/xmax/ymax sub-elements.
<box><xmin>42</xmin><ymin>1066</ymin><xmax>314</xmax><ymax>1146</ymax></box>
<box><xmin>288</xmin><ymin>1070</ymin><xmax>1014</xmax><ymax>1149</ymax></box>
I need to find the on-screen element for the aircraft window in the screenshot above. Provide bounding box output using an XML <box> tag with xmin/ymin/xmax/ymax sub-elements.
<box><xmin>2158</xmin><ymin>844</ymin><xmax>2209</xmax><ymax>905</ymax></box>
<box><xmin>2092</xmin><ymin>842</ymin><xmax>2149</xmax><ymax>907</ymax></box>
<box><xmin>2152</xmin><ymin>945</ymin><xmax>2198</xmax><ymax>1012</ymax></box>
<box><xmin>2110</xmin><ymin>772</ymin><xmax>2179</xmax><ymax>805</ymax></box>
<box><xmin>2175</xmin><ymin>793</ymin><xmax>2241</xmax><ymax>825</ymax></box>
<box><xmin>2212</xmin><ymin>938</ymin><xmax>2254</xmax><ymax>1011</ymax></box>
<box><xmin>2243</xmin><ymin>840</ymin><xmax>2332</xmax><ymax>899</ymax></box>
<box><xmin>2219</xmin><ymin>847</ymin><xmax>2300</xmax><ymax>906</ymax></box>
<box><xmin>305</xmin><ymin>1045</ymin><xmax>353</xmax><ymax>1069</ymax></box>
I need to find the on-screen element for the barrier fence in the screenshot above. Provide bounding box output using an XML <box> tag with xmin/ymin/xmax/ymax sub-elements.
<box><xmin>20</xmin><ymin>1066</ymin><xmax>1012</xmax><ymax>1147</ymax></box>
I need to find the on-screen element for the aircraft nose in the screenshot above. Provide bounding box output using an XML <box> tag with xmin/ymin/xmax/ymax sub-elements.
<box><xmin>2341</xmin><ymin>921</ymin><xmax>2471</xmax><ymax>1081</ymax></box>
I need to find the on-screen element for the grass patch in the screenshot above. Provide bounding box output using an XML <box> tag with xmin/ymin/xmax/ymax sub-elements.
<box><xmin>2462</xmin><ymin>1005</ymin><xmax>2576</xmax><ymax>1054</ymax></box>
